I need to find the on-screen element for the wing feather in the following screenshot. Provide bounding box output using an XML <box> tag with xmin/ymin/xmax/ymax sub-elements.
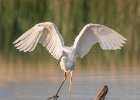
<box><xmin>13</xmin><ymin>22</ymin><xmax>64</xmax><ymax>60</ymax></box>
<box><xmin>73</xmin><ymin>24</ymin><xmax>127</xmax><ymax>58</ymax></box>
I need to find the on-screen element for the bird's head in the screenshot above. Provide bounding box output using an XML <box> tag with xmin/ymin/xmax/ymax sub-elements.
<box><xmin>63</xmin><ymin>47</ymin><xmax>76</xmax><ymax>56</ymax></box>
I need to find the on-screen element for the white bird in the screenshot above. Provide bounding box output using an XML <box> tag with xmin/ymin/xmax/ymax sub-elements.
<box><xmin>13</xmin><ymin>22</ymin><xmax>126</xmax><ymax>100</ymax></box>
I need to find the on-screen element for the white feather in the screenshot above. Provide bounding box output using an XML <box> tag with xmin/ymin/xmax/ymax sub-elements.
<box><xmin>73</xmin><ymin>24</ymin><xmax>127</xmax><ymax>58</ymax></box>
<box><xmin>13</xmin><ymin>22</ymin><xmax>64</xmax><ymax>60</ymax></box>
<box><xmin>13</xmin><ymin>22</ymin><xmax>127</xmax><ymax>72</ymax></box>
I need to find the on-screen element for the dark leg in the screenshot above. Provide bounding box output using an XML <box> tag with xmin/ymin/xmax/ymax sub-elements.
<box><xmin>47</xmin><ymin>72</ymin><xmax>67</xmax><ymax>100</ymax></box>
<box><xmin>57</xmin><ymin>56</ymin><xmax>63</xmax><ymax>66</ymax></box>
<box><xmin>69</xmin><ymin>71</ymin><xmax>73</xmax><ymax>94</ymax></box>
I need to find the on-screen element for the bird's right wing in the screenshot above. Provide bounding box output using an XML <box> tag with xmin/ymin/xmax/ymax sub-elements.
<box><xmin>73</xmin><ymin>24</ymin><xmax>127</xmax><ymax>58</ymax></box>
<box><xmin>13</xmin><ymin>22</ymin><xmax>64</xmax><ymax>60</ymax></box>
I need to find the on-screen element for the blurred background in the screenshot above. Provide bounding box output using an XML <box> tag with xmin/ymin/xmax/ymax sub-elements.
<box><xmin>0</xmin><ymin>0</ymin><xmax>140</xmax><ymax>66</ymax></box>
<box><xmin>0</xmin><ymin>0</ymin><xmax>140</xmax><ymax>100</ymax></box>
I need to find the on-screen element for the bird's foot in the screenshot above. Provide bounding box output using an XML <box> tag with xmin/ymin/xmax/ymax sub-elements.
<box><xmin>47</xmin><ymin>95</ymin><xmax>59</xmax><ymax>100</ymax></box>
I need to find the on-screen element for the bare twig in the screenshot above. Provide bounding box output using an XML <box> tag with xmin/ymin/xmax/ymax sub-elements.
<box><xmin>95</xmin><ymin>85</ymin><xmax>108</xmax><ymax>100</ymax></box>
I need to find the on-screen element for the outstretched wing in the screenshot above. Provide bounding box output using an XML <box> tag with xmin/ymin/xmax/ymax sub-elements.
<box><xmin>73</xmin><ymin>24</ymin><xmax>127</xmax><ymax>58</ymax></box>
<box><xmin>13</xmin><ymin>22</ymin><xmax>64</xmax><ymax>60</ymax></box>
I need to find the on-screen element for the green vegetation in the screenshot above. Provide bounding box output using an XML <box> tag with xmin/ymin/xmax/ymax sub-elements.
<box><xmin>0</xmin><ymin>0</ymin><xmax>140</xmax><ymax>66</ymax></box>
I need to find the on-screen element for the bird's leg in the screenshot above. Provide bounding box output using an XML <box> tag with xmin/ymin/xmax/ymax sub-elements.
<box><xmin>69</xmin><ymin>71</ymin><xmax>73</xmax><ymax>94</ymax></box>
<box><xmin>57</xmin><ymin>56</ymin><xmax>63</xmax><ymax>66</ymax></box>
<box><xmin>47</xmin><ymin>72</ymin><xmax>67</xmax><ymax>100</ymax></box>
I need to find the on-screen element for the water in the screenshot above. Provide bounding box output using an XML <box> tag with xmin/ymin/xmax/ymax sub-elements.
<box><xmin>0</xmin><ymin>62</ymin><xmax>140</xmax><ymax>100</ymax></box>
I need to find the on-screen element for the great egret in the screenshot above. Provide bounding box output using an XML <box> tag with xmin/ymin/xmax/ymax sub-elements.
<box><xmin>13</xmin><ymin>22</ymin><xmax>126</xmax><ymax>100</ymax></box>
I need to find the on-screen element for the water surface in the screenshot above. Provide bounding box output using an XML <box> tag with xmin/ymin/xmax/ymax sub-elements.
<box><xmin>0</xmin><ymin>61</ymin><xmax>140</xmax><ymax>100</ymax></box>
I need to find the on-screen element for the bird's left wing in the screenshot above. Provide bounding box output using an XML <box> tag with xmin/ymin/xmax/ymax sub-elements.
<box><xmin>13</xmin><ymin>22</ymin><xmax>64</xmax><ymax>60</ymax></box>
<box><xmin>73</xmin><ymin>24</ymin><xmax>126</xmax><ymax>58</ymax></box>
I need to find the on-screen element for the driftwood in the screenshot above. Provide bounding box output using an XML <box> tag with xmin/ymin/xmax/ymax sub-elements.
<box><xmin>95</xmin><ymin>85</ymin><xmax>108</xmax><ymax>100</ymax></box>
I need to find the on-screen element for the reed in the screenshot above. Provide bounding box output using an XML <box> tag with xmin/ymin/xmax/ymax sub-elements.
<box><xmin>0</xmin><ymin>0</ymin><xmax>139</xmax><ymax>66</ymax></box>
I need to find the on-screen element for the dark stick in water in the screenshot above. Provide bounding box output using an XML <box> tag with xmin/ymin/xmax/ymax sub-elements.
<box><xmin>95</xmin><ymin>85</ymin><xmax>108</xmax><ymax>100</ymax></box>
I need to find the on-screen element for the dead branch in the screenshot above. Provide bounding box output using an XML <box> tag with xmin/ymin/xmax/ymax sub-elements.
<box><xmin>95</xmin><ymin>85</ymin><xmax>108</xmax><ymax>100</ymax></box>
